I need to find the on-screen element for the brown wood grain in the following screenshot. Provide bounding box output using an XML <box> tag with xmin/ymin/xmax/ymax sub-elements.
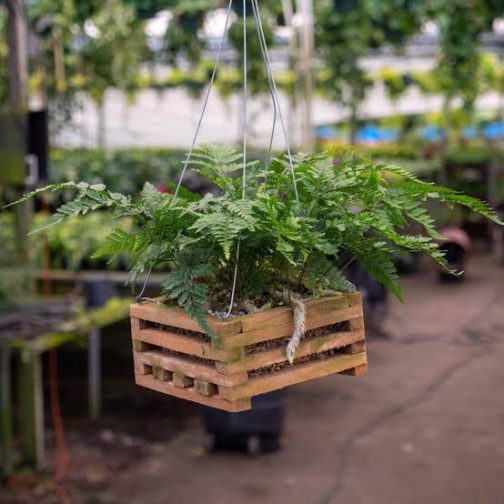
<box><xmin>218</xmin><ymin>352</ymin><xmax>367</xmax><ymax>401</ymax></box>
<box><xmin>132</xmin><ymin>326</ymin><xmax>240</xmax><ymax>362</ymax></box>
<box><xmin>343</xmin><ymin>340</ymin><xmax>366</xmax><ymax>355</ymax></box>
<box><xmin>172</xmin><ymin>372</ymin><xmax>193</xmax><ymax>388</ymax></box>
<box><xmin>340</xmin><ymin>363</ymin><xmax>369</xmax><ymax>376</ymax></box>
<box><xmin>216</xmin><ymin>305</ymin><xmax>364</xmax><ymax>349</ymax></box>
<box><xmin>133</xmin><ymin>353</ymin><xmax>152</xmax><ymax>376</ymax></box>
<box><xmin>136</xmin><ymin>374</ymin><xmax>251</xmax><ymax>412</ymax></box>
<box><xmin>129</xmin><ymin>293</ymin><xmax>367</xmax><ymax>412</ymax></box>
<box><xmin>215</xmin><ymin>329</ymin><xmax>365</xmax><ymax>375</ymax></box>
<box><xmin>135</xmin><ymin>350</ymin><xmax>248</xmax><ymax>387</ymax></box>
<box><xmin>194</xmin><ymin>379</ymin><xmax>218</xmax><ymax>396</ymax></box>
<box><xmin>236</xmin><ymin>294</ymin><xmax>357</xmax><ymax>333</ymax></box>
<box><xmin>130</xmin><ymin>302</ymin><xmax>242</xmax><ymax>336</ymax></box>
<box><xmin>152</xmin><ymin>366</ymin><xmax>172</xmax><ymax>381</ymax></box>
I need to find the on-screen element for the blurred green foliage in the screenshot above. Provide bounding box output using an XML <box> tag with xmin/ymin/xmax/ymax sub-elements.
<box><xmin>165</xmin><ymin>0</ymin><xmax>213</xmax><ymax>65</ymax></box>
<box><xmin>79</xmin><ymin>2</ymin><xmax>148</xmax><ymax>105</ymax></box>
<box><xmin>0</xmin><ymin>210</ymin><xmax>131</xmax><ymax>272</ymax></box>
<box><xmin>315</xmin><ymin>0</ymin><xmax>425</xmax><ymax>141</ymax></box>
<box><xmin>428</xmin><ymin>0</ymin><xmax>488</xmax><ymax>131</ymax></box>
<box><xmin>48</xmin><ymin>148</ymin><xmax>186</xmax><ymax>195</ymax></box>
<box><xmin>40</xmin><ymin>212</ymin><xmax>132</xmax><ymax>270</ymax></box>
<box><xmin>1</xmin><ymin>0</ymin><xmax>503</xmax><ymax>133</ymax></box>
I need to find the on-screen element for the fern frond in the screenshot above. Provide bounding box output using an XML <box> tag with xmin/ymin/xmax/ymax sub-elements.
<box><xmin>3</xmin><ymin>182</ymin><xmax>90</xmax><ymax>209</ymax></box>
<box><xmin>161</xmin><ymin>250</ymin><xmax>214</xmax><ymax>335</ymax></box>
<box><xmin>401</xmin><ymin>182</ymin><xmax>504</xmax><ymax>225</ymax></box>
<box><xmin>189</xmin><ymin>200</ymin><xmax>258</xmax><ymax>259</ymax></box>
<box><xmin>92</xmin><ymin>228</ymin><xmax>137</xmax><ymax>260</ymax></box>
<box><xmin>128</xmin><ymin>244</ymin><xmax>163</xmax><ymax>285</ymax></box>
<box><xmin>353</xmin><ymin>242</ymin><xmax>402</xmax><ymax>301</ymax></box>
<box><xmin>301</xmin><ymin>252</ymin><xmax>355</xmax><ymax>294</ymax></box>
<box><xmin>138</xmin><ymin>182</ymin><xmax>170</xmax><ymax>217</ymax></box>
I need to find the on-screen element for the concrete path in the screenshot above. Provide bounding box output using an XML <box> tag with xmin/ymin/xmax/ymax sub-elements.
<box><xmin>105</xmin><ymin>255</ymin><xmax>504</xmax><ymax>504</ymax></box>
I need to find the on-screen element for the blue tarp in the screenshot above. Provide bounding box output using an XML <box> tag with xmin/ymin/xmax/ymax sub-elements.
<box><xmin>315</xmin><ymin>125</ymin><xmax>339</xmax><ymax>140</ymax></box>
<box><xmin>483</xmin><ymin>122</ymin><xmax>504</xmax><ymax>140</ymax></box>
<box><xmin>355</xmin><ymin>124</ymin><xmax>399</xmax><ymax>143</ymax></box>
<box><xmin>420</xmin><ymin>126</ymin><xmax>444</xmax><ymax>142</ymax></box>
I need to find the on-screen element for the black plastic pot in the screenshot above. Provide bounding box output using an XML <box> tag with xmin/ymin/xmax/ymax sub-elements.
<box><xmin>202</xmin><ymin>390</ymin><xmax>286</xmax><ymax>455</ymax></box>
<box><xmin>84</xmin><ymin>279</ymin><xmax>116</xmax><ymax>308</ymax></box>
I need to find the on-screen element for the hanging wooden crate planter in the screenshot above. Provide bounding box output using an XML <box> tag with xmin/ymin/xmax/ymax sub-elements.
<box><xmin>130</xmin><ymin>292</ymin><xmax>368</xmax><ymax>412</ymax></box>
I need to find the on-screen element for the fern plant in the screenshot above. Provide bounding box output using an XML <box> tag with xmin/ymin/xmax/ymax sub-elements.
<box><xmin>7</xmin><ymin>146</ymin><xmax>503</xmax><ymax>335</ymax></box>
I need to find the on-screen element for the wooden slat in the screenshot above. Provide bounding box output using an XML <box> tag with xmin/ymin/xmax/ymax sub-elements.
<box><xmin>132</xmin><ymin>339</ymin><xmax>151</xmax><ymax>352</ymax></box>
<box><xmin>172</xmin><ymin>372</ymin><xmax>193</xmax><ymax>388</ymax></box>
<box><xmin>135</xmin><ymin>350</ymin><xmax>248</xmax><ymax>387</ymax></box>
<box><xmin>133</xmin><ymin>353</ymin><xmax>152</xmax><ymax>375</ymax></box>
<box><xmin>340</xmin><ymin>363</ymin><xmax>369</xmax><ymax>376</ymax></box>
<box><xmin>215</xmin><ymin>329</ymin><xmax>365</xmax><ymax>375</ymax></box>
<box><xmin>216</xmin><ymin>305</ymin><xmax>364</xmax><ymax>349</ymax></box>
<box><xmin>130</xmin><ymin>303</ymin><xmax>242</xmax><ymax>336</ymax></box>
<box><xmin>218</xmin><ymin>352</ymin><xmax>367</xmax><ymax>401</ymax></box>
<box><xmin>194</xmin><ymin>379</ymin><xmax>218</xmax><ymax>396</ymax></box>
<box><xmin>349</xmin><ymin>317</ymin><xmax>365</xmax><ymax>330</ymax></box>
<box><xmin>343</xmin><ymin>340</ymin><xmax>366</xmax><ymax>355</ymax></box>
<box><xmin>135</xmin><ymin>374</ymin><xmax>251</xmax><ymax>412</ymax></box>
<box><xmin>344</xmin><ymin>292</ymin><xmax>362</xmax><ymax>306</ymax></box>
<box><xmin>153</xmin><ymin>366</ymin><xmax>172</xmax><ymax>382</ymax></box>
<box><xmin>130</xmin><ymin>317</ymin><xmax>141</xmax><ymax>332</ymax></box>
<box><xmin>239</xmin><ymin>306</ymin><xmax>293</xmax><ymax>333</ymax></box>
<box><xmin>132</xmin><ymin>326</ymin><xmax>241</xmax><ymax>362</ymax></box>
<box><xmin>238</xmin><ymin>294</ymin><xmax>356</xmax><ymax>333</ymax></box>
<box><xmin>305</xmin><ymin>305</ymin><xmax>364</xmax><ymax>331</ymax></box>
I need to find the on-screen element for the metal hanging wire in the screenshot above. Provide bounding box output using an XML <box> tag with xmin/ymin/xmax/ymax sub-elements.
<box><xmin>250</xmin><ymin>0</ymin><xmax>299</xmax><ymax>199</ymax></box>
<box><xmin>224</xmin><ymin>0</ymin><xmax>302</xmax><ymax>317</ymax></box>
<box><xmin>138</xmin><ymin>0</ymin><xmax>235</xmax><ymax>302</ymax></box>
<box><xmin>173</xmin><ymin>0</ymin><xmax>235</xmax><ymax>199</ymax></box>
<box><xmin>149</xmin><ymin>0</ymin><xmax>301</xmax><ymax>314</ymax></box>
<box><xmin>224</xmin><ymin>0</ymin><xmax>248</xmax><ymax>318</ymax></box>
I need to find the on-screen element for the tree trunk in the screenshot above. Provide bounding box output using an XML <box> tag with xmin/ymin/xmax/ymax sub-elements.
<box><xmin>7</xmin><ymin>0</ymin><xmax>32</xmax><ymax>272</ymax></box>
<box><xmin>6</xmin><ymin>0</ymin><xmax>28</xmax><ymax>113</ymax></box>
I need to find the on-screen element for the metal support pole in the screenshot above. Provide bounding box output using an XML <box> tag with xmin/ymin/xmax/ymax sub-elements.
<box><xmin>18</xmin><ymin>351</ymin><xmax>45</xmax><ymax>468</ymax></box>
<box><xmin>6</xmin><ymin>0</ymin><xmax>33</xmax><ymax>274</ymax></box>
<box><xmin>88</xmin><ymin>329</ymin><xmax>102</xmax><ymax>420</ymax></box>
<box><xmin>296</xmin><ymin>0</ymin><xmax>315</xmax><ymax>151</ymax></box>
<box><xmin>0</xmin><ymin>346</ymin><xmax>13</xmax><ymax>476</ymax></box>
<box><xmin>281</xmin><ymin>0</ymin><xmax>294</xmax><ymax>26</ymax></box>
<box><xmin>6</xmin><ymin>0</ymin><xmax>28</xmax><ymax>113</ymax></box>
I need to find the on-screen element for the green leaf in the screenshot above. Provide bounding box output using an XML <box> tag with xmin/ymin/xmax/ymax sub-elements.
<box><xmin>92</xmin><ymin>228</ymin><xmax>137</xmax><ymax>260</ymax></box>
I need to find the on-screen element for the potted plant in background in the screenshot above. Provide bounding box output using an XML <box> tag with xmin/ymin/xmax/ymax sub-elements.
<box><xmin>9</xmin><ymin>145</ymin><xmax>503</xmax><ymax>412</ymax></box>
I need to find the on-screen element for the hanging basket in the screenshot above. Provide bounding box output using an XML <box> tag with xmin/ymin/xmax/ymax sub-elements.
<box><xmin>130</xmin><ymin>293</ymin><xmax>368</xmax><ymax>412</ymax></box>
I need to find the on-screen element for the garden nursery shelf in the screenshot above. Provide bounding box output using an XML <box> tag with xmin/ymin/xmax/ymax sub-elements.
<box><xmin>130</xmin><ymin>292</ymin><xmax>368</xmax><ymax>412</ymax></box>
